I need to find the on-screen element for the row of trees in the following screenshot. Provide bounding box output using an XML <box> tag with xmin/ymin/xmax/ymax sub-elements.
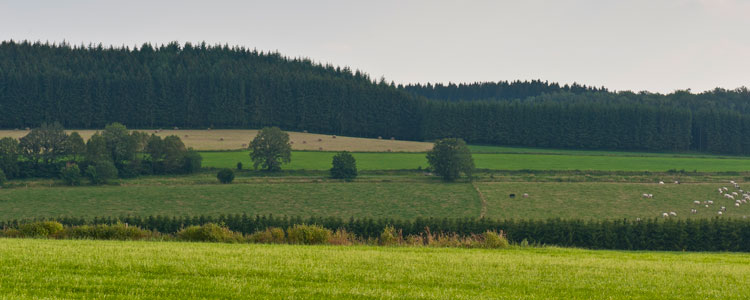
<box><xmin>0</xmin><ymin>122</ymin><xmax>201</xmax><ymax>183</ymax></box>
<box><xmin>2</xmin><ymin>41</ymin><xmax>750</xmax><ymax>154</ymax></box>
<box><xmin>5</xmin><ymin>215</ymin><xmax>749</xmax><ymax>252</ymax></box>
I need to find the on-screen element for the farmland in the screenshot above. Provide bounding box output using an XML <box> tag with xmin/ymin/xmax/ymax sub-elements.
<box><xmin>1</xmin><ymin>239</ymin><xmax>749</xmax><ymax>299</ymax></box>
<box><xmin>200</xmin><ymin>150</ymin><xmax>750</xmax><ymax>172</ymax></box>
<box><xmin>3</xmin><ymin>177</ymin><xmax>749</xmax><ymax>220</ymax></box>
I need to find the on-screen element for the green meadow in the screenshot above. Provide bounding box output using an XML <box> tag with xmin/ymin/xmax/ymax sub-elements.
<box><xmin>200</xmin><ymin>150</ymin><xmax>750</xmax><ymax>172</ymax></box>
<box><xmin>1</xmin><ymin>239</ymin><xmax>749</xmax><ymax>299</ymax></box>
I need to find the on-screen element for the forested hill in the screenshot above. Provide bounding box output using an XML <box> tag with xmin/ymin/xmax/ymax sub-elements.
<box><xmin>400</xmin><ymin>81</ymin><xmax>607</xmax><ymax>102</ymax></box>
<box><xmin>1</xmin><ymin>40</ymin><xmax>750</xmax><ymax>155</ymax></box>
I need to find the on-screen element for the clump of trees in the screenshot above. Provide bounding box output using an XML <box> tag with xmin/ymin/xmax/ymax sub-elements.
<box><xmin>426</xmin><ymin>138</ymin><xmax>475</xmax><ymax>181</ymax></box>
<box><xmin>330</xmin><ymin>151</ymin><xmax>357</xmax><ymax>181</ymax></box>
<box><xmin>217</xmin><ymin>169</ymin><xmax>235</xmax><ymax>184</ymax></box>
<box><xmin>0</xmin><ymin>122</ymin><xmax>201</xmax><ymax>185</ymax></box>
<box><xmin>249</xmin><ymin>127</ymin><xmax>291</xmax><ymax>171</ymax></box>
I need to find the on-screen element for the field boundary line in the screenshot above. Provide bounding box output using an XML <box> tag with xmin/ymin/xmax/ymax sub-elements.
<box><xmin>472</xmin><ymin>182</ymin><xmax>488</xmax><ymax>219</ymax></box>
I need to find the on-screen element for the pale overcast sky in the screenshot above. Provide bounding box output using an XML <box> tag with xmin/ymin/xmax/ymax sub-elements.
<box><xmin>1</xmin><ymin>0</ymin><xmax>748</xmax><ymax>93</ymax></box>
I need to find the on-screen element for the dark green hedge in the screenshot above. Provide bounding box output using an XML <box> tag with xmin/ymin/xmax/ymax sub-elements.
<box><xmin>3</xmin><ymin>215</ymin><xmax>749</xmax><ymax>252</ymax></box>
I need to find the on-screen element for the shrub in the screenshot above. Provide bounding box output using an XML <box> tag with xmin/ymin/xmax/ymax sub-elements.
<box><xmin>330</xmin><ymin>151</ymin><xmax>357</xmax><ymax>181</ymax></box>
<box><xmin>286</xmin><ymin>224</ymin><xmax>331</xmax><ymax>245</ymax></box>
<box><xmin>86</xmin><ymin>160</ymin><xmax>118</xmax><ymax>185</ymax></box>
<box><xmin>328</xmin><ymin>229</ymin><xmax>357</xmax><ymax>246</ymax></box>
<box><xmin>60</xmin><ymin>164</ymin><xmax>82</xmax><ymax>186</ymax></box>
<box><xmin>480</xmin><ymin>231</ymin><xmax>509</xmax><ymax>249</ymax></box>
<box><xmin>19</xmin><ymin>221</ymin><xmax>64</xmax><ymax>238</ymax></box>
<box><xmin>248</xmin><ymin>227</ymin><xmax>286</xmax><ymax>244</ymax></box>
<box><xmin>378</xmin><ymin>225</ymin><xmax>401</xmax><ymax>246</ymax></box>
<box><xmin>183</xmin><ymin>149</ymin><xmax>202</xmax><ymax>173</ymax></box>
<box><xmin>63</xmin><ymin>223</ymin><xmax>150</xmax><ymax>240</ymax></box>
<box><xmin>217</xmin><ymin>169</ymin><xmax>235</xmax><ymax>184</ymax></box>
<box><xmin>236</xmin><ymin>162</ymin><xmax>243</xmax><ymax>170</ymax></box>
<box><xmin>0</xmin><ymin>168</ymin><xmax>5</xmax><ymax>187</ymax></box>
<box><xmin>177</xmin><ymin>223</ymin><xmax>241</xmax><ymax>242</ymax></box>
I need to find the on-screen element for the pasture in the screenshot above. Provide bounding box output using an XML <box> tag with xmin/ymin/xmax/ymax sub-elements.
<box><xmin>1</xmin><ymin>239</ymin><xmax>749</xmax><ymax>299</ymax></box>
<box><xmin>200</xmin><ymin>150</ymin><xmax>750</xmax><ymax>172</ymax></box>
<box><xmin>3</xmin><ymin>177</ymin><xmax>749</xmax><ymax>220</ymax></box>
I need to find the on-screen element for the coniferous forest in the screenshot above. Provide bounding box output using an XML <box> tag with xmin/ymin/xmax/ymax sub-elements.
<box><xmin>1</xmin><ymin>40</ymin><xmax>750</xmax><ymax>154</ymax></box>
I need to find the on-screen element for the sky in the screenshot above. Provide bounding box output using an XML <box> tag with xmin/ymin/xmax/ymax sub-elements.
<box><xmin>1</xmin><ymin>0</ymin><xmax>748</xmax><ymax>93</ymax></box>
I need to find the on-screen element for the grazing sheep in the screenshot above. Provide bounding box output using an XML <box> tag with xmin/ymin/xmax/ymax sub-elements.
<box><xmin>662</xmin><ymin>213</ymin><xmax>669</xmax><ymax>218</ymax></box>
<box><xmin>736</xmin><ymin>203</ymin><xmax>741</xmax><ymax>207</ymax></box>
<box><xmin>718</xmin><ymin>211</ymin><xmax>723</xmax><ymax>215</ymax></box>
<box><xmin>669</xmin><ymin>212</ymin><xmax>677</xmax><ymax>216</ymax></box>
<box><xmin>705</xmin><ymin>205</ymin><xmax>709</xmax><ymax>208</ymax></box>
<box><xmin>743</xmin><ymin>199</ymin><xmax>748</xmax><ymax>204</ymax></box>
<box><xmin>693</xmin><ymin>200</ymin><xmax>701</xmax><ymax>205</ymax></box>
<box><xmin>642</xmin><ymin>193</ymin><xmax>649</xmax><ymax>198</ymax></box>
<box><xmin>721</xmin><ymin>206</ymin><xmax>726</xmax><ymax>211</ymax></box>
<box><xmin>724</xmin><ymin>194</ymin><xmax>735</xmax><ymax>200</ymax></box>
<box><xmin>730</xmin><ymin>180</ymin><xmax>736</xmax><ymax>184</ymax></box>
<box><xmin>648</xmin><ymin>194</ymin><xmax>653</xmax><ymax>198</ymax></box>
<box><xmin>636</xmin><ymin>218</ymin><xmax>641</xmax><ymax>221</ymax></box>
<box><xmin>674</xmin><ymin>181</ymin><xmax>679</xmax><ymax>184</ymax></box>
<box><xmin>719</xmin><ymin>188</ymin><xmax>724</xmax><ymax>194</ymax></box>
<box><xmin>732</xmin><ymin>192</ymin><xmax>739</xmax><ymax>196</ymax></box>
<box><xmin>659</xmin><ymin>181</ymin><xmax>665</xmax><ymax>185</ymax></box>
<box><xmin>522</xmin><ymin>193</ymin><xmax>529</xmax><ymax>198</ymax></box>
<box><xmin>690</xmin><ymin>209</ymin><xmax>697</xmax><ymax>214</ymax></box>
<box><xmin>723</xmin><ymin>187</ymin><xmax>729</xmax><ymax>191</ymax></box>
<box><xmin>708</xmin><ymin>200</ymin><xmax>714</xmax><ymax>204</ymax></box>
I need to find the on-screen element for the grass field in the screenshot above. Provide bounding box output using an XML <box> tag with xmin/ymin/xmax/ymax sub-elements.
<box><xmin>201</xmin><ymin>150</ymin><xmax>750</xmax><ymax>172</ymax></box>
<box><xmin>0</xmin><ymin>181</ymin><xmax>479</xmax><ymax>220</ymax></box>
<box><xmin>0</xmin><ymin>129</ymin><xmax>432</xmax><ymax>152</ymax></box>
<box><xmin>1</xmin><ymin>239</ymin><xmax>749</xmax><ymax>299</ymax></box>
<box><xmin>3</xmin><ymin>178</ymin><xmax>749</xmax><ymax>220</ymax></box>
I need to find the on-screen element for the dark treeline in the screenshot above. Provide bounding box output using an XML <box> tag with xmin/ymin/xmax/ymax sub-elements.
<box><xmin>401</xmin><ymin>80</ymin><xmax>607</xmax><ymax>102</ymax></box>
<box><xmin>4</xmin><ymin>214</ymin><xmax>749</xmax><ymax>252</ymax></box>
<box><xmin>2</xmin><ymin>41</ymin><xmax>750</xmax><ymax>154</ymax></box>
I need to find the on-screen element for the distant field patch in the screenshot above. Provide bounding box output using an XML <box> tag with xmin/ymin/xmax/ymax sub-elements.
<box><xmin>1</xmin><ymin>239</ymin><xmax>749</xmax><ymax>299</ymax></box>
<box><xmin>0</xmin><ymin>129</ymin><xmax>432</xmax><ymax>152</ymax></box>
<box><xmin>479</xmin><ymin>182</ymin><xmax>750</xmax><ymax>220</ymax></box>
<box><xmin>202</xmin><ymin>150</ymin><xmax>750</xmax><ymax>172</ymax></box>
<box><xmin>0</xmin><ymin>182</ymin><xmax>479</xmax><ymax>220</ymax></box>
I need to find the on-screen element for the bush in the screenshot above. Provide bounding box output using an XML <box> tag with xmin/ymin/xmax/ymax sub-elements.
<box><xmin>177</xmin><ymin>223</ymin><xmax>241</xmax><ymax>242</ymax></box>
<box><xmin>378</xmin><ymin>225</ymin><xmax>401</xmax><ymax>246</ymax></box>
<box><xmin>60</xmin><ymin>164</ymin><xmax>82</xmax><ymax>186</ymax></box>
<box><xmin>236</xmin><ymin>162</ymin><xmax>243</xmax><ymax>170</ymax></box>
<box><xmin>480</xmin><ymin>231</ymin><xmax>509</xmax><ymax>249</ymax></box>
<box><xmin>286</xmin><ymin>224</ymin><xmax>331</xmax><ymax>245</ymax></box>
<box><xmin>0</xmin><ymin>168</ymin><xmax>5</xmax><ymax>187</ymax></box>
<box><xmin>217</xmin><ymin>168</ymin><xmax>235</xmax><ymax>184</ymax></box>
<box><xmin>328</xmin><ymin>229</ymin><xmax>357</xmax><ymax>246</ymax></box>
<box><xmin>248</xmin><ymin>227</ymin><xmax>286</xmax><ymax>244</ymax></box>
<box><xmin>330</xmin><ymin>151</ymin><xmax>357</xmax><ymax>181</ymax></box>
<box><xmin>183</xmin><ymin>149</ymin><xmax>202</xmax><ymax>174</ymax></box>
<box><xmin>19</xmin><ymin>221</ymin><xmax>64</xmax><ymax>238</ymax></box>
<box><xmin>86</xmin><ymin>160</ymin><xmax>118</xmax><ymax>185</ymax></box>
<box><xmin>63</xmin><ymin>223</ymin><xmax>150</xmax><ymax>240</ymax></box>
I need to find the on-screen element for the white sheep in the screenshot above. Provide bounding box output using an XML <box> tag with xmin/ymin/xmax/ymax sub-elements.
<box><xmin>648</xmin><ymin>194</ymin><xmax>653</xmax><ymax>198</ymax></box>
<box><xmin>732</xmin><ymin>192</ymin><xmax>739</xmax><ymax>196</ymax></box>
<box><xmin>662</xmin><ymin>213</ymin><xmax>669</xmax><ymax>217</ymax></box>
<box><xmin>642</xmin><ymin>193</ymin><xmax>650</xmax><ymax>198</ymax></box>
<box><xmin>723</xmin><ymin>187</ymin><xmax>729</xmax><ymax>191</ymax></box>
<box><xmin>691</xmin><ymin>209</ymin><xmax>697</xmax><ymax>214</ymax></box>
<box><xmin>730</xmin><ymin>180</ymin><xmax>736</xmax><ymax>184</ymax></box>
<box><xmin>659</xmin><ymin>181</ymin><xmax>665</xmax><ymax>185</ymax></box>
<box><xmin>522</xmin><ymin>193</ymin><xmax>529</xmax><ymax>198</ymax></box>
<box><xmin>708</xmin><ymin>200</ymin><xmax>714</xmax><ymax>204</ymax></box>
<box><xmin>674</xmin><ymin>181</ymin><xmax>679</xmax><ymax>184</ymax></box>
<box><xmin>693</xmin><ymin>200</ymin><xmax>701</xmax><ymax>205</ymax></box>
<box><xmin>669</xmin><ymin>212</ymin><xmax>677</xmax><ymax>216</ymax></box>
<box><xmin>736</xmin><ymin>203</ymin><xmax>741</xmax><ymax>207</ymax></box>
<box><xmin>718</xmin><ymin>211</ymin><xmax>723</xmax><ymax>215</ymax></box>
<box><xmin>721</xmin><ymin>206</ymin><xmax>726</xmax><ymax>211</ymax></box>
<box><xmin>724</xmin><ymin>194</ymin><xmax>735</xmax><ymax>200</ymax></box>
<box><xmin>705</xmin><ymin>204</ymin><xmax>709</xmax><ymax>208</ymax></box>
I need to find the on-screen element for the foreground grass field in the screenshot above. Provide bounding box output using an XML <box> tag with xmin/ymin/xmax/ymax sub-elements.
<box><xmin>1</xmin><ymin>239</ymin><xmax>749</xmax><ymax>299</ymax></box>
<box><xmin>3</xmin><ymin>178</ymin><xmax>749</xmax><ymax>220</ymax></box>
<box><xmin>201</xmin><ymin>150</ymin><xmax>750</xmax><ymax>172</ymax></box>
